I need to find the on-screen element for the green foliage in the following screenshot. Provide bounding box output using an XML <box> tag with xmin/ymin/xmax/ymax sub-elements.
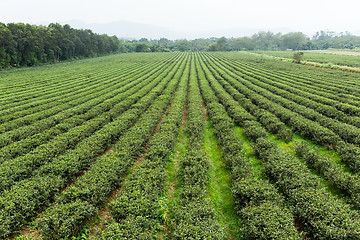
<box><xmin>168</xmin><ymin>55</ymin><xmax>225</xmax><ymax>239</ymax></box>
<box><xmin>100</xmin><ymin>216</ymin><xmax>158</xmax><ymax>240</ymax></box>
<box><xmin>293</xmin><ymin>52</ymin><xmax>304</xmax><ymax>63</ymax></box>
<box><xmin>0</xmin><ymin>22</ymin><xmax>121</xmax><ymax>68</ymax></box>
<box><xmin>15</xmin><ymin>236</ymin><xmax>33</xmax><ymax>240</ymax></box>
<box><xmin>196</xmin><ymin>54</ymin><xmax>301</xmax><ymax>239</ymax></box>
<box><xmin>282</xmin><ymin>32</ymin><xmax>307</xmax><ymax>50</ymax></box>
<box><xmin>231</xmin><ymin>37</ymin><xmax>255</xmax><ymax>51</ymax></box>
<box><xmin>253</xmin><ymin>137</ymin><xmax>360</xmax><ymax>239</ymax></box>
<box><xmin>71</xmin><ymin>227</ymin><xmax>89</xmax><ymax>240</ymax></box>
<box><xmin>2</xmin><ymin>23</ymin><xmax>360</xmax><ymax>69</ymax></box>
<box><xmin>0</xmin><ymin>53</ymin><xmax>184</xmax><ymax>238</ymax></box>
<box><xmin>38</xmin><ymin>55</ymin><xmax>185</xmax><ymax>239</ymax></box>
<box><xmin>257</xmin><ymin>50</ymin><xmax>360</xmax><ymax>68</ymax></box>
<box><xmin>243</xmin><ymin>120</ymin><xmax>268</xmax><ymax>142</ymax></box>
<box><xmin>37</xmin><ymin>200</ymin><xmax>96</xmax><ymax>240</ymax></box>
<box><xmin>0</xmin><ymin>55</ymin><xmax>181</xmax><ymax>193</ymax></box>
<box><xmin>199</xmin><ymin>51</ymin><xmax>360</xmax><ymax>238</ymax></box>
<box><xmin>3</xmin><ymin>51</ymin><xmax>360</xmax><ymax>239</ymax></box>
<box><xmin>102</xmin><ymin>53</ymin><xmax>189</xmax><ymax>239</ymax></box>
<box><xmin>295</xmin><ymin>142</ymin><xmax>360</xmax><ymax>209</ymax></box>
<box><xmin>240</xmin><ymin>202</ymin><xmax>301</xmax><ymax>240</ymax></box>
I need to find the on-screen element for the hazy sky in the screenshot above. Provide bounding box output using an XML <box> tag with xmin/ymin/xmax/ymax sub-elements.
<box><xmin>1</xmin><ymin>0</ymin><xmax>360</xmax><ymax>36</ymax></box>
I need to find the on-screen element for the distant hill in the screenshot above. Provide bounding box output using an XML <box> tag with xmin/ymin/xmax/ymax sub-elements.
<box><xmin>187</xmin><ymin>27</ymin><xmax>294</xmax><ymax>39</ymax></box>
<box><xmin>53</xmin><ymin>20</ymin><xmax>294</xmax><ymax>40</ymax></box>
<box><xmin>62</xmin><ymin>20</ymin><xmax>182</xmax><ymax>40</ymax></box>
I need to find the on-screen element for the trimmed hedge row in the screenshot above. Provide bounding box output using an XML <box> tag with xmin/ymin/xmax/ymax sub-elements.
<box><xmin>0</xmin><ymin>60</ymin><xmax>141</xmax><ymax>122</ymax></box>
<box><xmin>238</xmin><ymin>55</ymin><xmax>360</xmax><ymax>102</ymax></box>
<box><xmin>196</xmin><ymin>54</ymin><xmax>301</xmax><ymax>240</ymax></box>
<box><xmin>0</xmin><ymin>54</ymin><xmax>184</xmax><ymax>193</ymax></box>
<box><xmin>0</xmin><ymin>71</ymin><xmax>100</xmax><ymax>111</ymax></box>
<box><xmin>0</xmin><ymin>53</ymin><xmax>175</xmax><ymax>111</ymax></box>
<box><xmin>0</xmin><ymin>54</ymin><xmax>186</xmax><ymax>238</ymax></box>
<box><xmin>169</xmin><ymin>55</ymin><xmax>225</xmax><ymax>239</ymax></box>
<box><xmin>210</xmin><ymin>56</ymin><xmax>342</xmax><ymax>147</ymax></box>
<box><xmin>213</xmin><ymin>53</ymin><xmax>360</xmax><ymax>143</ymax></box>
<box><xmin>254</xmin><ymin>138</ymin><xmax>360</xmax><ymax>239</ymax></box>
<box><xmin>204</xmin><ymin>52</ymin><xmax>360</xmax><ymax>238</ymax></box>
<box><xmin>0</xmin><ymin>57</ymin><xmax>173</xmax><ymax>161</ymax></box>
<box><xmin>101</xmin><ymin>54</ymin><xmax>190</xmax><ymax>239</ymax></box>
<box><xmin>205</xmin><ymin>54</ymin><xmax>359</xmax><ymax>234</ymax></box>
<box><xmin>337</xmin><ymin>143</ymin><xmax>360</xmax><ymax>172</ymax></box>
<box><xmin>243</xmin><ymin>61</ymin><xmax>360</xmax><ymax>115</ymax></box>
<box><xmin>200</xmin><ymin>53</ymin><xmax>293</xmax><ymax>142</ymax></box>
<box><xmin>207</xmin><ymin>53</ymin><xmax>360</xmax><ymax>173</ymax></box>
<box><xmin>218</xmin><ymin>53</ymin><xmax>360</xmax><ymax>112</ymax></box>
<box><xmin>231</xmin><ymin>65</ymin><xmax>360</xmax><ymax>139</ymax></box>
<box><xmin>0</xmin><ymin>53</ymin><xmax>177</xmax><ymax>146</ymax></box>
<box><xmin>219</xmin><ymin>52</ymin><xmax>360</xmax><ymax>97</ymax></box>
<box><xmin>35</xmin><ymin>54</ymin><xmax>187</xmax><ymax>239</ymax></box>
<box><xmin>207</xmin><ymin>54</ymin><xmax>350</xmax><ymax>144</ymax></box>
<box><xmin>0</xmin><ymin>66</ymin><xmax>134</xmax><ymax>133</ymax></box>
<box><xmin>295</xmin><ymin>142</ymin><xmax>360</xmax><ymax>209</ymax></box>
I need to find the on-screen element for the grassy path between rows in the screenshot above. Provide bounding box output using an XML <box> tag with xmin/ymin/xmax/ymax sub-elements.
<box><xmin>204</xmin><ymin>118</ymin><xmax>242</xmax><ymax>239</ymax></box>
<box><xmin>269</xmin><ymin>133</ymin><xmax>354</xmax><ymax>202</ymax></box>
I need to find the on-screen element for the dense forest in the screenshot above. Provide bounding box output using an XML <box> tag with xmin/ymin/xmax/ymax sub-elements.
<box><xmin>0</xmin><ymin>23</ymin><xmax>122</xmax><ymax>68</ymax></box>
<box><xmin>1</xmin><ymin>22</ymin><xmax>360</xmax><ymax>69</ymax></box>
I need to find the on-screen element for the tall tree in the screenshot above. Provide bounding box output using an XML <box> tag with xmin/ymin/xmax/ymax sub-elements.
<box><xmin>231</xmin><ymin>37</ymin><xmax>255</xmax><ymax>50</ymax></box>
<box><xmin>281</xmin><ymin>32</ymin><xmax>307</xmax><ymax>50</ymax></box>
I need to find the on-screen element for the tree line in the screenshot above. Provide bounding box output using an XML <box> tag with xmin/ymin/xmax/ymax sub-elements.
<box><xmin>206</xmin><ymin>31</ymin><xmax>360</xmax><ymax>51</ymax></box>
<box><xmin>131</xmin><ymin>31</ymin><xmax>360</xmax><ymax>53</ymax></box>
<box><xmin>1</xmin><ymin>22</ymin><xmax>360</xmax><ymax>69</ymax></box>
<box><xmin>0</xmin><ymin>22</ymin><xmax>121</xmax><ymax>68</ymax></box>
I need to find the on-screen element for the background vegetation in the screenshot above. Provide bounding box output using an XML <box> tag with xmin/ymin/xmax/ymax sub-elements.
<box><xmin>1</xmin><ymin>22</ymin><xmax>360</xmax><ymax>69</ymax></box>
<box><xmin>0</xmin><ymin>23</ymin><xmax>121</xmax><ymax>68</ymax></box>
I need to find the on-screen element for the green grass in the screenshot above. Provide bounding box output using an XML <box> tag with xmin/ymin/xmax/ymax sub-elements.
<box><xmin>205</xmin><ymin>121</ymin><xmax>242</xmax><ymax>239</ymax></box>
<box><xmin>270</xmin><ymin>132</ymin><xmax>354</xmax><ymax>174</ymax></box>
<box><xmin>269</xmin><ymin>133</ymin><xmax>350</xmax><ymax>201</ymax></box>
<box><xmin>233</xmin><ymin>126</ymin><xmax>267</xmax><ymax>180</ymax></box>
<box><xmin>253</xmin><ymin>50</ymin><xmax>360</xmax><ymax>68</ymax></box>
<box><xmin>163</xmin><ymin>122</ymin><xmax>188</xmax><ymax>236</ymax></box>
<box><xmin>166</xmin><ymin>128</ymin><xmax>187</xmax><ymax>199</ymax></box>
<box><xmin>234</xmin><ymin>121</ymin><xmax>352</xmax><ymax>204</ymax></box>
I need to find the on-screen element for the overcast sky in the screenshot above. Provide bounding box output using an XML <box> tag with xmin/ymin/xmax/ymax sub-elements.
<box><xmin>1</xmin><ymin>0</ymin><xmax>360</xmax><ymax>37</ymax></box>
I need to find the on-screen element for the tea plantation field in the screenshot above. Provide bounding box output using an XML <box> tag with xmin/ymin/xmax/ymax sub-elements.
<box><xmin>2</xmin><ymin>52</ymin><xmax>360</xmax><ymax>239</ymax></box>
